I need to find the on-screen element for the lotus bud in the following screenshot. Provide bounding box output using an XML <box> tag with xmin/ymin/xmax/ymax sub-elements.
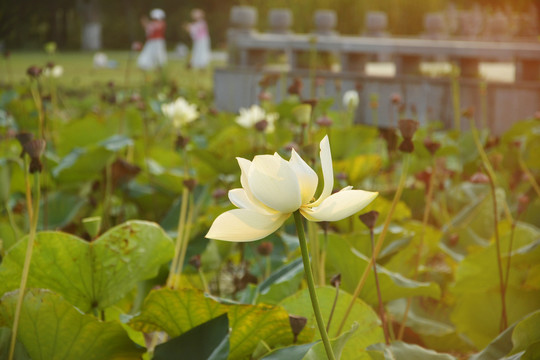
<box><xmin>469</xmin><ymin>172</ymin><xmax>490</xmax><ymax>184</ymax></box>
<box><xmin>26</xmin><ymin>66</ymin><xmax>42</xmax><ymax>78</ymax></box>
<box><xmin>183</xmin><ymin>178</ymin><xmax>197</xmax><ymax>192</ymax></box>
<box><xmin>517</xmin><ymin>195</ymin><xmax>530</xmax><ymax>215</ymax></box>
<box><xmin>289</xmin><ymin>315</ymin><xmax>307</xmax><ymax>343</ymax></box>
<box><xmin>212</xmin><ymin>188</ymin><xmax>227</xmax><ymax>200</ymax></box>
<box><xmin>82</xmin><ymin>216</ymin><xmax>102</xmax><ymax>239</ymax></box>
<box><xmin>258</xmin><ymin>91</ymin><xmax>272</xmax><ymax>102</ymax></box>
<box><xmin>423</xmin><ymin>138</ymin><xmax>441</xmax><ymax>156</ymax></box>
<box><xmin>316</xmin><ymin>115</ymin><xmax>333</xmax><ymax>127</ymax></box>
<box><xmin>330</xmin><ymin>273</ymin><xmax>341</xmax><ymax>287</ymax></box>
<box><xmin>257</xmin><ymin>242</ymin><xmax>273</xmax><ymax>256</ymax></box>
<box><xmin>23</xmin><ymin>139</ymin><xmax>46</xmax><ymax>173</ymax></box>
<box><xmin>254</xmin><ymin>119</ymin><xmax>268</xmax><ymax>133</ymax></box>
<box><xmin>398</xmin><ymin>119</ymin><xmax>419</xmax><ymax>153</ymax></box>
<box><xmin>287</xmin><ymin>77</ymin><xmax>303</xmax><ymax>96</ymax></box>
<box><xmin>189</xmin><ymin>254</ymin><xmax>202</xmax><ymax>270</ymax></box>
<box><xmin>15</xmin><ymin>132</ymin><xmax>34</xmax><ymax>158</ymax></box>
<box><xmin>359</xmin><ymin>210</ymin><xmax>379</xmax><ymax>230</ymax></box>
<box><xmin>292</xmin><ymin>104</ymin><xmax>312</xmax><ymax>124</ymax></box>
<box><xmin>175</xmin><ymin>134</ymin><xmax>190</xmax><ymax>150</ymax></box>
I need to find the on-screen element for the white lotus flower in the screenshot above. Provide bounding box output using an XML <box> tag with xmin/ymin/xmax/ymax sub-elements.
<box><xmin>236</xmin><ymin>105</ymin><xmax>278</xmax><ymax>134</ymax></box>
<box><xmin>43</xmin><ymin>65</ymin><xmax>63</xmax><ymax>78</ymax></box>
<box><xmin>343</xmin><ymin>90</ymin><xmax>359</xmax><ymax>110</ymax></box>
<box><xmin>206</xmin><ymin>136</ymin><xmax>378</xmax><ymax>242</ymax></box>
<box><xmin>161</xmin><ymin>97</ymin><xmax>199</xmax><ymax>129</ymax></box>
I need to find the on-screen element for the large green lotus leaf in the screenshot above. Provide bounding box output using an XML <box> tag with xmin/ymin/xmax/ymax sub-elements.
<box><xmin>440</xmin><ymin>185</ymin><xmax>506</xmax><ymax>260</ymax></box>
<box><xmin>193</xmin><ymin>126</ymin><xmax>254</xmax><ymax>175</ymax></box>
<box><xmin>154</xmin><ymin>313</ymin><xmax>230</xmax><ymax>360</ymax></box>
<box><xmin>0</xmin><ymin>289</ymin><xmax>143</xmax><ymax>360</ymax></box>
<box><xmin>333</xmin><ymin>196</ymin><xmax>411</xmax><ymax>234</ymax></box>
<box><xmin>451</xmin><ymin>287</ymin><xmax>540</xmax><ymax>349</ymax></box>
<box><xmin>327</xmin><ymin>126</ymin><xmax>380</xmax><ymax>159</ymax></box>
<box><xmin>53</xmin><ymin>135</ymin><xmax>133</xmax><ymax>184</ymax></box>
<box><xmin>0</xmin><ymin>327</ymin><xmax>31</xmax><ymax>360</ymax></box>
<box><xmin>256</xmin><ymin>257</ymin><xmax>304</xmax><ymax>305</ymax></box>
<box><xmin>129</xmin><ymin>288</ymin><xmax>312</xmax><ymax>359</ymax></box>
<box><xmin>0</xmin><ymin>221</ymin><xmax>19</xmax><ymax>254</ymax></box>
<box><xmin>334</xmin><ymin>154</ymin><xmax>382</xmax><ymax>184</ymax></box>
<box><xmin>262</xmin><ymin>323</ymin><xmax>359</xmax><ymax>360</ymax></box>
<box><xmin>368</xmin><ymin>341</ymin><xmax>456</xmax><ymax>360</ymax></box>
<box><xmin>327</xmin><ymin>239</ymin><xmax>440</xmax><ymax>306</ymax></box>
<box><xmin>280</xmin><ymin>287</ymin><xmax>384</xmax><ymax>359</ymax></box>
<box><xmin>0</xmin><ymin>220</ymin><xmax>173</xmax><ymax>312</ymax></box>
<box><xmin>55</xmin><ymin>114</ymin><xmax>123</xmax><ymax>157</ymax></box>
<box><xmin>451</xmin><ymin>228</ymin><xmax>540</xmax><ymax>349</ymax></box>
<box><xmin>383</xmin><ymin>220</ymin><xmax>452</xmax><ymax>278</ymax></box>
<box><xmin>453</xmin><ymin>222</ymin><xmax>540</xmax><ymax>294</ymax></box>
<box><xmin>469</xmin><ymin>322</ymin><xmax>516</xmax><ymax>360</ymax></box>
<box><xmin>387</xmin><ymin>299</ymin><xmax>473</xmax><ymax>354</ymax></box>
<box><xmin>511</xmin><ymin>310</ymin><xmax>540</xmax><ymax>356</ymax></box>
<box><xmin>37</xmin><ymin>191</ymin><xmax>88</xmax><ymax>230</ymax></box>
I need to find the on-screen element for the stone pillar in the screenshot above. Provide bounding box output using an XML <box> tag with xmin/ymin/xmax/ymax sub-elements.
<box><xmin>423</xmin><ymin>13</ymin><xmax>447</xmax><ymax>39</ymax></box>
<box><xmin>485</xmin><ymin>11</ymin><xmax>510</xmax><ymax>40</ymax></box>
<box><xmin>268</xmin><ymin>9</ymin><xmax>292</xmax><ymax>34</ymax></box>
<box><xmin>227</xmin><ymin>6</ymin><xmax>258</xmax><ymax>66</ymax></box>
<box><xmin>230</xmin><ymin>6</ymin><xmax>258</xmax><ymax>32</ymax></box>
<box><xmin>365</xmin><ymin>11</ymin><xmax>388</xmax><ymax>37</ymax></box>
<box><xmin>313</xmin><ymin>10</ymin><xmax>337</xmax><ymax>36</ymax></box>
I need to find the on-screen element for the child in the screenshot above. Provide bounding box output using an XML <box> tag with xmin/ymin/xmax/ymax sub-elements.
<box><xmin>184</xmin><ymin>9</ymin><xmax>211</xmax><ymax>70</ymax></box>
<box><xmin>137</xmin><ymin>8</ymin><xmax>167</xmax><ymax>71</ymax></box>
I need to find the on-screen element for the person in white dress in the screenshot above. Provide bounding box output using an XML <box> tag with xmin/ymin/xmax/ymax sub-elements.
<box><xmin>137</xmin><ymin>8</ymin><xmax>167</xmax><ymax>71</ymax></box>
<box><xmin>184</xmin><ymin>9</ymin><xmax>211</xmax><ymax>70</ymax></box>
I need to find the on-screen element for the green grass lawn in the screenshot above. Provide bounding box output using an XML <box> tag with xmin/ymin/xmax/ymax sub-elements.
<box><xmin>1</xmin><ymin>51</ymin><xmax>217</xmax><ymax>92</ymax></box>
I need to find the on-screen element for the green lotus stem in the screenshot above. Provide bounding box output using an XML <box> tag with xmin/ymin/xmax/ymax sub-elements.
<box><xmin>167</xmin><ymin>186</ymin><xmax>190</xmax><ymax>289</ymax></box>
<box><xmin>485</xmin><ymin>168</ymin><xmax>508</xmax><ymax>331</ymax></box>
<box><xmin>518</xmin><ymin>156</ymin><xmax>540</xmax><ymax>199</ymax></box>
<box><xmin>293</xmin><ymin>211</ymin><xmax>336</xmax><ymax>360</ymax></box>
<box><xmin>370</xmin><ymin>225</ymin><xmax>390</xmax><ymax>344</ymax></box>
<box><xmin>336</xmin><ymin>154</ymin><xmax>410</xmax><ymax>336</ymax></box>
<box><xmin>398</xmin><ymin>158</ymin><xmax>437</xmax><ymax>340</ymax></box>
<box><xmin>451</xmin><ymin>62</ymin><xmax>461</xmax><ymax>131</ymax></box>
<box><xmin>5</xmin><ymin>201</ymin><xmax>21</xmax><ymax>240</ymax></box>
<box><xmin>102</xmin><ymin>160</ymin><xmax>113</xmax><ymax>229</ymax></box>
<box><xmin>326</xmin><ymin>281</ymin><xmax>339</xmax><ymax>332</ymax></box>
<box><xmin>174</xmin><ymin>192</ymin><xmax>194</xmax><ymax>289</ymax></box>
<box><xmin>23</xmin><ymin>158</ymin><xmax>34</xmax><ymax>224</ymax></box>
<box><xmin>469</xmin><ymin>120</ymin><xmax>513</xmax><ymax>223</ymax></box>
<box><xmin>504</xmin><ymin>213</ymin><xmax>520</xmax><ymax>301</ymax></box>
<box><xmin>265</xmin><ymin>256</ymin><xmax>271</xmax><ymax>280</ymax></box>
<box><xmin>9</xmin><ymin>172</ymin><xmax>40</xmax><ymax>360</ymax></box>
<box><xmin>198</xmin><ymin>268</ymin><xmax>210</xmax><ymax>293</ymax></box>
<box><xmin>29</xmin><ymin>81</ymin><xmax>44</xmax><ymax>139</ymax></box>
<box><xmin>307</xmin><ymin>221</ymin><xmax>321</xmax><ymax>285</ymax></box>
<box><xmin>480</xmin><ymin>81</ymin><xmax>488</xmax><ymax>130</ymax></box>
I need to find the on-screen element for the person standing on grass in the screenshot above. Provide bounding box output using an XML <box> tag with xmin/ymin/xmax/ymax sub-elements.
<box><xmin>137</xmin><ymin>8</ymin><xmax>167</xmax><ymax>71</ymax></box>
<box><xmin>184</xmin><ymin>9</ymin><xmax>211</xmax><ymax>70</ymax></box>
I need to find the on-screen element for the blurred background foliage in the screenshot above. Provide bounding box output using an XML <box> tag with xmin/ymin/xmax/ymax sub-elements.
<box><xmin>1</xmin><ymin>0</ymin><xmax>539</xmax><ymax>50</ymax></box>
